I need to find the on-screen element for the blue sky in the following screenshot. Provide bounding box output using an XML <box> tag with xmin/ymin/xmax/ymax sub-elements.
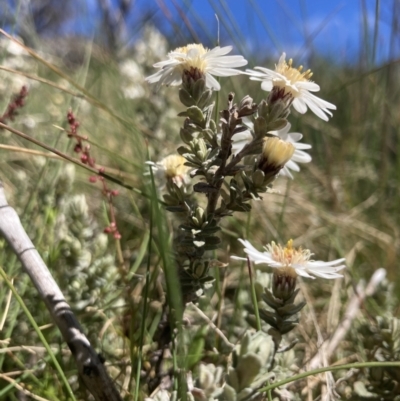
<box><xmin>135</xmin><ymin>0</ymin><xmax>398</xmax><ymax>65</ymax></box>
<box><xmin>53</xmin><ymin>0</ymin><xmax>400</xmax><ymax>65</ymax></box>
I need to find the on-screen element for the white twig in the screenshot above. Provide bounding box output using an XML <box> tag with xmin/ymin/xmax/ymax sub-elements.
<box><xmin>307</xmin><ymin>268</ymin><xmax>386</xmax><ymax>371</ymax></box>
<box><xmin>189</xmin><ymin>302</ymin><xmax>234</xmax><ymax>349</ymax></box>
<box><xmin>0</xmin><ymin>182</ymin><xmax>122</xmax><ymax>401</ymax></box>
<box><xmin>299</xmin><ymin>279</ymin><xmax>337</xmax><ymax>400</ymax></box>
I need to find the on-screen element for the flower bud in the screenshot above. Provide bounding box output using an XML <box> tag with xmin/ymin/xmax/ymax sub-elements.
<box><xmin>272</xmin><ymin>268</ymin><xmax>297</xmax><ymax>301</ymax></box>
<box><xmin>182</xmin><ymin>67</ymin><xmax>205</xmax><ymax>91</ymax></box>
<box><xmin>257</xmin><ymin>137</ymin><xmax>295</xmax><ymax>178</ymax></box>
<box><xmin>267</xmin><ymin>86</ymin><xmax>293</xmax><ymax>109</ymax></box>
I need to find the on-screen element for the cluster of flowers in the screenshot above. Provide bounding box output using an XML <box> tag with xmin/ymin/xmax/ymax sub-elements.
<box><xmin>145</xmin><ymin>43</ymin><xmax>345</xmax><ymax>289</ymax></box>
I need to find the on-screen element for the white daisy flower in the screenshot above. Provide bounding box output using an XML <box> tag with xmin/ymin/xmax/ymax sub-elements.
<box><xmin>146</xmin><ymin>44</ymin><xmax>247</xmax><ymax>91</ymax></box>
<box><xmin>232</xmin><ymin>238</ymin><xmax>346</xmax><ymax>280</ymax></box>
<box><xmin>229</xmin><ymin>122</ymin><xmax>311</xmax><ymax>178</ymax></box>
<box><xmin>247</xmin><ymin>53</ymin><xmax>336</xmax><ymax>121</ymax></box>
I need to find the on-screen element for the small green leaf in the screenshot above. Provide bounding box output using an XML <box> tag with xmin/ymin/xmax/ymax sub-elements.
<box><xmin>179</xmin><ymin>88</ymin><xmax>196</xmax><ymax>107</ymax></box>
<box><xmin>185</xmin><ymin>106</ymin><xmax>205</xmax><ymax>124</ymax></box>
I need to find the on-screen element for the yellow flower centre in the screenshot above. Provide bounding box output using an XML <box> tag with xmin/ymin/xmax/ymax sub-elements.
<box><xmin>173</xmin><ymin>44</ymin><xmax>208</xmax><ymax>72</ymax></box>
<box><xmin>266</xmin><ymin>239</ymin><xmax>312</xmax><ymax>277</ymax></box>
<box><xmin>276</xmin><ymin>57</ymin><xmax>314</xmax><ymax>84</ymax></box>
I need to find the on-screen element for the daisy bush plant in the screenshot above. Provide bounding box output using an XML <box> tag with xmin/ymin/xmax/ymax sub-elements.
<box><xmin>0</xmin><ymin>21</ymin><xmax>400</xmax><ymax>401</ymax></box>
<box><xmin>4</xmin><ymin>24</ymin><xmax>399</xmax><ymax>401</ymax></box>
<box><xmin>145</xmin><ymin>44</ymin><xmax>347</xmax><ymax>398</ymax></box>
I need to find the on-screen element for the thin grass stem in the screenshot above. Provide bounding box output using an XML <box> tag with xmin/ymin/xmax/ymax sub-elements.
<box><xmin>133</xmin><ymin>199</ymin><xmax>154</xmax><ymax>401</ymax></box>
<box><xmin>0</xmin><ymin>266</ymin><xmax>77</xmax><ymax>401</ymax></box>
<box><xmin>247</xmin><ymin>257</ymin><xmax>261</xmax><ymax>332</ymax></box>
<box><xmin>260</xmin><ymin>361</ymin><xmax>400</xmax><ymax>392</ymax></box>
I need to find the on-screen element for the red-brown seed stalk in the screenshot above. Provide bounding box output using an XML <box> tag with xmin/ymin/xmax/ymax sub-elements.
<box><xmin>66</xmin><ymin>110</ymin><xmax>121</xmax><ymax>239</ymax></box>
<box><xmin>0</xmin><ymin>86</ymin><xmax>28</xmax><ymax>124</ymax></box>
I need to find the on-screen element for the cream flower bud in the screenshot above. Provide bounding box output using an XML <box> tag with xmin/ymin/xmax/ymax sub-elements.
<box><xmin>258</xmin><ymin>136</ymin><xmax>295</xmax><ymax>176</ymax></box>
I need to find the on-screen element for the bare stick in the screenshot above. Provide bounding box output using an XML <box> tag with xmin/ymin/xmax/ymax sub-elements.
<box><xmin>307</xmin><ymin>268</ymin><xmax>386</xmax><ymax>371</ymax></box>
<box><xmin>0</xmin><ymin>182</ymin><xmax>122</xmax><ymax>401</ymax></box>
<box><xmin>189</xmin><ymin>302</ymin><xmax>234</xmax><ymax>349</ymax></box>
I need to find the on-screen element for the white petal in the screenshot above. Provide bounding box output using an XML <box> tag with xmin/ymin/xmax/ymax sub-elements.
<box><xmin>209</xmin><ymin>67</ymin><xmax>244</xmax><ymax>77</ymax></box>
<box><xmin>292</xmin><ymin>98</ymin><xmax>308</xmax><ymax>114</ymax></box>
<box><xmin>145</xmin><ymin>69</ymin><xmax>165</xmax><ymax>83</ymax></box>
<box><xmin>205</xmin><ymin>45</ymin><xmax>233</xmax><ymax>57</ymax></box>
<box><xmin>246</xmin><ymin>250</ymin><xmax>273</xmax><ymax>264</ymax></box>
<box><xmin>293</xmin><ymin>142</ymin><xmax>312</xmax><ymax>150</ymax></box>
<box><xmin>168</xmin><ymin>50</ymin><xmax>189</xmax><ymax>58</ymax></box>
<box><xmin>237</xmin><ymin>238</ymin><xmax>258</xmax><ymax>252</ymax></box>
<box><xmin>152</xmin><ymin>59</ymin><xmax>180</xmax><ymax>68</ymax></box>
<box><xmin>284</xmin><ymin>132</ymin><xmax>301</xmax><ymax>141</ymax></box>
<box><xmin>208</xmin><ymin>56</ymin><xmax>248</xmax><ymax>67</ymax></box>
<box><xmin>296</xmin><ymin>81</ymin><xmax>320</xmax><ymax>92</ymax></box>
<box><xmin>306</xmin><ymin>103</ymin><xmax>330</xmax><ymax>121</ymax></box>
<box><xmin>161</xmin><ymin>69</ymin><xmax>183</xmax><ymax>87</ymax></box>
<box><xmin>249</xmin><ymin>67</ymin><xmax>275</xmax><ymax>76</ymax></box>
<box><xmin>309</xmin><ymin>269</ymin><xmax>345</xmax><ymax>279</ymax></box>
<box><xmin>292</xmin><ymin>150</ymin><xmax>312</xmax><ymax>163</ymax></box>
<box><xmin>300</xmin><ymin>92</ymin><xmax>336</xmax><ymax>121</ymax></box>
<box><xmin>295</xmin><ymin>268</ymin><xmax>316</xmax><ymax>279</ymax></box>
<box><xmin>307</xmin><ymin>258</ymin><xmax>346</xmax><ymax>267</ymax></box>
<box><xmin>305</xmin><ymin>92</ymin><xmax>337</xmax><ymax>110</ymax></box>
<box><xmin>232</xmin><ymin>130</ymin><xmax>253</xmax><ymax>141</ymax></box>
<box><xmin>261</xmin><ymin>80</ymin><xmax>274</xmax><ymax>91</ymax></box>
<box><xmin>205</xmin><ymin>73</ymin><xmax>221</xmax><ymax>90</ymax></box>
<box><xmin>285</xmin><ymin>160</ymin><xmax>300</xmax><ymax>171</ymax></box>
<box><xmin>237</xmin><ymin>239</ymin><xmax>274</xmax><ymax>264</ymax></box>
<box><xmin>280</xmin><ymin>166</ymin><xmax>294</xmax><ymax>179</ymax></box>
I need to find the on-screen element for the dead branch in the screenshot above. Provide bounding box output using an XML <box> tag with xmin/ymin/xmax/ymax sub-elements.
<box><xmin>307</xmin><ymin>268</ymin><xmax>387</xmax><ymax>371</ymax></box>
